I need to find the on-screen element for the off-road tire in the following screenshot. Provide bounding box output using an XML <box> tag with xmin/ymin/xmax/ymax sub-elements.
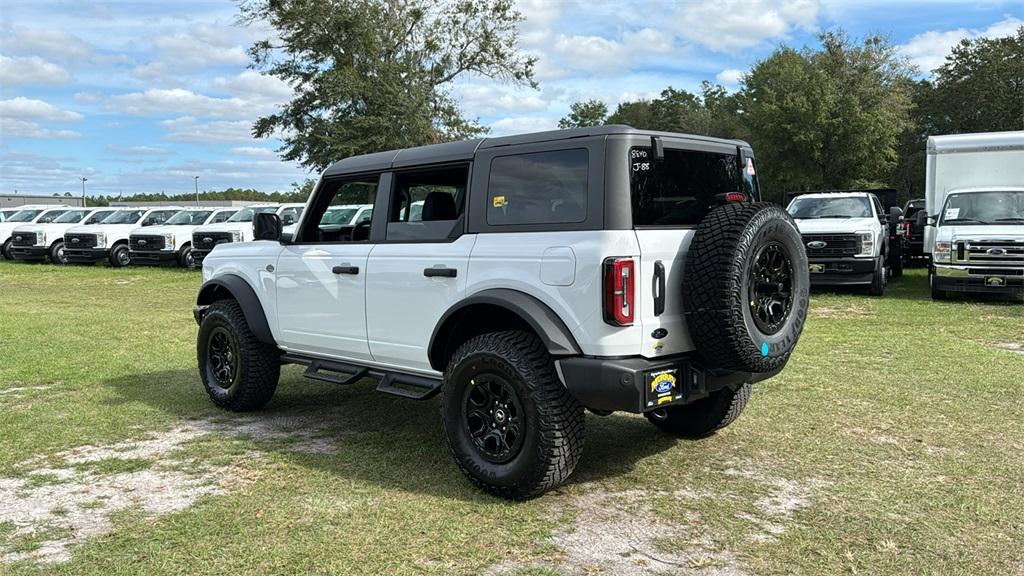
<box><xmin>441</xmin><ymin>330</ymin><xmax>585</xmax><ymax>500</ymax></box>
<box><xmin>109</xmin><ymin>244</ymin><xmax>131</xmax><ymax>267</ymax></box>
<box><xmin>197</xmin><ymin>299</ymin><xmax>280</xmax><ymax>411</ymax></box>
<box><xmin>867</xmin><ymin>258</ymin><xmax>886</xmax><ymax>297</ymax></box>
<box><xmin>177</xmin><ymin>245</ymin><xmax>194</xmax><ymax>268</ymax></box>
<box><xmin>683</xmin><ymin>202</ymin><xmax>809</xmax><ymax>373</ymax></box>
<box><xmin>646</xmin><ymin>383</ymin><xmax>752</xmax><ymax>439</ymax></box>
<box><xmin>1</xmin><ymin>239</ymin><xmax>12</xmax><ymax>260</ymax></box>
<box><xmin>49</xmin><ymin>241</ymin><xmax>67</xmax><ymax>265</ymax></box>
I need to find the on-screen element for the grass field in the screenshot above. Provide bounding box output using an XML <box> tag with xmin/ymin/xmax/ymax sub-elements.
<box><xmin>1</xmin><ymin>260</ymin><xmax>1022</xmax><ymax>575</ymax></box>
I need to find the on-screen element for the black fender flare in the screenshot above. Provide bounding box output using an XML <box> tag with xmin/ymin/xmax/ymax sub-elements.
<box><xmin>428</xmin><ymin>288</ymin><xmax>582</xmax><ymax>371</ymax></box>
<box><xmin>196</xmin><ymin>274</ymin><xmax>275</xmax><ymax>345</ymax></box>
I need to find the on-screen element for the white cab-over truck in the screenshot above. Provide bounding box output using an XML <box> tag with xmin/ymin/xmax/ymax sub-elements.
<box><xmin>64</xmin><ymin>207</ymin><xmax>184</xmax><ymax>267</ymax></box>
<box><xmin>9</xmin><ymin>207</ymin><xmax>120</xmax><ymax>264</ymax></box>
<box><xmin>190</xmin><ymin>204</ymin><xmax>305</xmax><ymax>266</ymax></box>
<box><xmin>1</xmin><ymin>206</ymin><xmax>73</xmax><ymax>260</ymax></box>
<box><xmin>192</xmin><ymin>126</ymin><xmax>810</xmax><ymax>499</ymax></box>
<box><xmin>129</xmin><ymin>207</ymin><xmax>238</xmax><ymax>268</ymax></box>
<box><xmin>923</xmin><ymin>131</ymin><xmax>1024</xmax><ymax>300</ymax></box>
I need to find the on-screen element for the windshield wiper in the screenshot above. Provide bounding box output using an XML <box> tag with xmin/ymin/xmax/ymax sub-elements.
<box><xmin>814</xmin><ymin>215</ymin><xmax>857</xmax><ymax>219</ymax></box>
<box><xmin>993</xmin><ymin>218</ymin><xmax>1024</xmax><ymax>223</ymax></box>
<box><xmin>944</xmin><ymin>218</ymin><xmax>989</xmax><ymax>225</ymax></box>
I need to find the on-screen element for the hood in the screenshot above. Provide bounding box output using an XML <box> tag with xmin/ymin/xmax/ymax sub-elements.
<box><xmin>131</xmin><ymin>224</ymin><xmax>199</xmax><ymax>237</ymax></box>
<box><xmin>936</xmin><ymin>224</ymin><xmax>1024</xmax><ymax>242</ymax></box>
<box><xmin>793</xmin><ymin>217</ymin><xmax>878</xmax><ymax>234</ymax></box>
<box><xmin>12</xmin><ymin>222</ymin><xmax>84</xmax><ymax>237</ymax></box>
<box><xmin>193</xmin><ymin>222</ymin><xmax>251</xmax><ymax>233</ymax></box>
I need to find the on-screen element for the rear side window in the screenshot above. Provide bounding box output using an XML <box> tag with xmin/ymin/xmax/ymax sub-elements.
<box><xmin>487</xmin><ymin>149</ymin><xmax>588</xmax><ymax>226</ymax></box>
<box><xmin>630</xmin><ymin>147</ymin><xmax>746</xmax><ymax>226</ymax></box>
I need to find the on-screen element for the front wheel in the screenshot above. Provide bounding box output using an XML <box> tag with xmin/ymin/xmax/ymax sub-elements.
<box><xmin>441</xmin><ymin>330</ymin><xmax>585</xmax><ymax>500</ymax></box>
<box><xmin>177</xmin><ymin>245</ymin><xmax>194</xmax><ymax>268</ymax></box>
<box><xmin>1</xmin><ymin>240</ymin><xmax>12</xmax><ymax>260</ymax></box>
<box><xmin>109</xmin><ymin>244</ymin><xmax>131</xmax><ymax>267</ymax></box>
<box><xmin>49</xmin><ymin>241</ymin><xmax>67</xmax><ymax>265</ymax></box>
<box><xmin>197</xmin><ymin>299</ymin><xmax>280</xmax><ymax>411</ymax></box>
<box><xmin>867</xmin><ymin>257</ymin><xmax>887</xmax><ymax>297</ymax></box>
<box><xmin>646</xmin><ymin>383</ymin><xmax>751</xmax><ymax>439</ymax></box>
<box><xmin>930</xmin><ymin>270</ymin><xmax>947</xmax><ymax>300</ymax></box>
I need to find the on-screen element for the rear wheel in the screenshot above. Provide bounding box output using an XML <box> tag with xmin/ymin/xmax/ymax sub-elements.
<box><xmin>197</xmin><ymin>299</ymin><xmax>280</xmax><ymax>411</ymax></box>
<box><xmin>49</xmin><ymin>241</ymin><xmax>67</xmax><ymax>265</ymax></box>
<box><xmin>441</xmin><ymin>330</ymin><xmax>585</xmax><ymax>500</ymax></box>
<box><xmin>109</xmin><ymin>244</ymin><xmax>131</xmax><ymax>267</ymax></box>
<box><xmin>646</xmin><ymin>383</ymin><xmax>751</xmax><ymax>439</ymax></box>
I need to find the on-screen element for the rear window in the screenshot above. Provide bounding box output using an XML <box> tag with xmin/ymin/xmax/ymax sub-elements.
<box><xmin>630</xmin><ymin>147</ymin><xmax>751</xmax><ymax>226</ymax></box>
<box><xmin>487</xmin><ymin>149</ymin><xmax>588</xmax><ymax>226</ymax></box>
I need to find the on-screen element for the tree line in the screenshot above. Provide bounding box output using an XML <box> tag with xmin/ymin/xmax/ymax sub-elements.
<box><xmin>77</xmin><ymin>184</ymin><xmax>314</xmax><ymax>207</ymax></box>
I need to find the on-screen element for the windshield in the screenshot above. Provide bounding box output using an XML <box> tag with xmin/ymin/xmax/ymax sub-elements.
<box><xmin>903</xmin><ymin>201</ymin><xmax>925</xmax><ymax>220</ymax></box>
<box><xmin>102</xmin><ymin>210</ymin><xmax>145</xmax><ymax>224</ymax></box>
<box><xmin>940</xmin><ymin>191</ymin><xmax>1024</xmax><ymax>225</ymax></box>
<box><xmin>7</xmin><ymin>209</ymin><xmax>43</xmax><ymax>223</ymax></box>
<box><xmin>227</xmin><ymin>207</ymin><xmax>278</xmax><ymax>223</ymax></box>
<box><xmin>630</xmin><ymin>147</ymin><xmax>756</xmax><ymax>226</ymax></box>
<box><xmin>0</xmin><ymin>210</ymin><xmax>19</xmax><ymax>222</ymax></box>
<box><xmin>83</xmin><ymin>211</ymin><xmax>116</xmax><ymax>224</ymax></box>
<box><xmin>36</xmin><ymin>210</ymin><xmax>68</xmax><ymax>223</ymax></box>
<box><xmin>53</xmin><ymin>210</ymin><xmax>89</xmax><ymax>223</ymax></box>
<box><xmin>166</xmin><ymin>210</ymin><xmax>212</xmax><ymax>225</ymax></box>
<box><xmin>788</xmin><ymin>196</ymin><xmax>872</xmax><ymax>219</ymax></box>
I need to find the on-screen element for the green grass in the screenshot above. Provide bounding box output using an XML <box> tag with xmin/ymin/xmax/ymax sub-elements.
<box><xmin>1</xmin><ymin>260</ymin><xmax>1022</xmax><ymax>575</ymax></box>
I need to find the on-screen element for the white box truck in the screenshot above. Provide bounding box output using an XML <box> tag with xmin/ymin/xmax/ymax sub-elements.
<box><xmin>923</xmin><ymin>131</ymin><xmax>1024</xmax><ymax>300</ymax></box>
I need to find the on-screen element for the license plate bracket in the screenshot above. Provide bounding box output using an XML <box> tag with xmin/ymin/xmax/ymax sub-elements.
<box><xmin>809</xmin><ymin>263</ymin><xmax>825</xmax><ymax>274</ymax></box>
<box><xmin>645</xmin><ymin>368</ymin><xmax>688</xmax><ymax>409</ymax></box>
<box><xmin>984</xmin><ymin>276</ymin><xmax>1007</xmax><ymax>287</ymax></box>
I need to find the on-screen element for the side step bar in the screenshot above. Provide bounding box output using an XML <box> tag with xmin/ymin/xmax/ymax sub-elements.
<box><xmin>280</xmin><ymin>353</ymin><xmax>442</xmax><ymax>401</ymax></box>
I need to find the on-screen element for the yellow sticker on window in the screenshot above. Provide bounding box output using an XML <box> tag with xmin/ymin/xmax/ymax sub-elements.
<box><xmin>492</xmin><ymin>195</ymin><xmax>506</xmax><ymax>208</ymax></box>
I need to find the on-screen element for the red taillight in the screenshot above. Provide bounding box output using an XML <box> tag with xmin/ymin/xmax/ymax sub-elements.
<box><xmin>902</xmin><ymin>220</ymin><xmax>912</xmax><ymax>240</ymax></box>
<box><xmin>603</xmin><ymin>257</ymin><xmax>635</xmax><ymax>326</ymax></box>
<box><xmin>724</xmin><ymin>192</ymin><xmax>747</xmax><ymax>202</ymax></box>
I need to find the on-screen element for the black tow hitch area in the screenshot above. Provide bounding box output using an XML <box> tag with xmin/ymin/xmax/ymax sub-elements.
<box><xmin>643</xmin><ymin>365</ymin><xmax>707</xmax><ymax>410</ymax></box>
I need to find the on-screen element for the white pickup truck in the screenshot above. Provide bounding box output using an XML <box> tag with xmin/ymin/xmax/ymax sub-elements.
<box><xmin>191</xmin><ymin>204</ymin><xmax>304</xmax><ymax>265</ymax></box>
<box><xmin>9</xmin><ymin>207</ymin><xmax>120</xmax><ymax>264</ymax></box>
<box><xmin>1</xmin><ymin>205</ymin><xmax>73</xmax><ymax>260</ymax></box>
<box><xmin>129</xmin><ymin>207</ymin><xmax>238</xmax><ymax>268</ymax></box>
<box><xmin>63</xmin><ymin>207</ymin><xmax>184</xmax><ymax>267</ymax></box>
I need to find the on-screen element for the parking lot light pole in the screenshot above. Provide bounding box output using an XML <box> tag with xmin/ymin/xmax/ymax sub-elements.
<box><xmin>194</xmin><ymin>176</ymin><xmax>199</xmax><ymax>206</ymax></box>
<box><xmin>81</xmin><ymin>177</ymin><xmax>88</xmax><ymax>208</ymax></box>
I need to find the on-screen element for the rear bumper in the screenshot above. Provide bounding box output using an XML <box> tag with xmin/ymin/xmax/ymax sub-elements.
<box><xmin>556</xmin><ymin>353</ymin><xmax>780</xmax><ymax>414</ymax></box>
<box><xmin>807</xmin><ymin>256</ymin><xmax>877</xmax><ymax>286</ymax></box>
<box><xmin>64</xmin><ymin>248</ymin><xmax>109</xmax><ymax>263</ymax></box>
<box><xmin>9</xmin><ymin>246</ymin><xmax>48</xmax><ymax>260</ymax></box>
<box><xmin>934</xmin><ymin>265</ymin><xmax>1024</xmax><ymax>294</ymax></box>
<box><xmin>130</xmin><ymin>250</ymin><xmax>178</xmax><ymax>265</ymax></box>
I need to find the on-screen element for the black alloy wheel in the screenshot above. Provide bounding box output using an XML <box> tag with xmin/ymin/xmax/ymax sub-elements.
<box><xmin>462</xmin><ymin>374</ymin><xmax>525</xmax><ymax>464</ymax></box>
<box><xmin>206</xmin><ymin>326</ymin><xmax>237</xmax><ymax>389</ymax></box>
<box><xmin>748</xmin><ymin>242</ymin><xmax>794</xmax><ymax>335</ymax></box>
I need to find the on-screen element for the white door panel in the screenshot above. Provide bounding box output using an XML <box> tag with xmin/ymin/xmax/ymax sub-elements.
<box><xmin>365</xmin><ymin>235</ymin><xmax>477</xmax><ymax>371</ymax></box>
<box><xmin>275</xmin><ymin>243</ymin><xmax>373</xmax><ymax>361</ymax></box>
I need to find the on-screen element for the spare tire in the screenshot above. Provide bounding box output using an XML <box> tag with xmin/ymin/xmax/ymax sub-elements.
<box><xmin>683</xmin><ymin>202</ymin><xmax>809</xmax><ymax>373</ymax></box>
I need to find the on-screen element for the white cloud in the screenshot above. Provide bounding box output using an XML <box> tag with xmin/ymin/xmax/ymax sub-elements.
<box><xmin>106</xmin><ymin>145</ymin><xmax>170</xmax><ymax>155</ymax></box>
<box><xmin>0</xmin><ymin>118</ymin><xmax>81</xmax><ymax>140</ymax></box>
<box><xmin>150</xmin><ymin>25</ymin><xmax>250</xmax><ymax>69</ymax></box>
<box><xmin>3</xmin><ymin>26</ymin><xmax>93</xmax><ymax>60</ymax></box>
<box><xmin>899</xmin><ymin>16</ymin><xmax>1024</xmax><ymax>74</ymax></box>
<box><xmin>160</xmin><ymin>117</ymin><xmax>255</xmax><ymax>144</ymax></box>
<box><xmin>229</xmin><ymin>147</ymin><xmax>278</xmax><ymax>158</ymax></box>
<box><xmin>674</xmin><ymin>0</ymin><xmax>820</xmax><ymax>52</ymax></box>
<box><xmin>213</xmin><ymin>71</ymin><xmax>293</xmax><ymax>103</ymax></box>
<box><xmin>0</xmin><ymin>55</ymin><xmax>71</xmax><ymax>86</ymax></box>
<box><xmin>108</xmin><ymin>89</ymin><xmax>250</xmax><ymax>118</ymax></box>
<box><xmin>0</xmin><ymin>97</ymin><xmax>83</xmax><ymax>122</ymax></box>
<box><xmin>456</xmin><ymin>84</ymin><xmax>549</xmax><ymax>117</ymax></box>
<box><xmin>716</xmin><ymin>68</ymin><xmax>745</xmax><ymax>87</ymax></box>
<box><xmin>487</xmin><ymin>116</ymin><xmax>558</xmax><ymax>137</ymax></box>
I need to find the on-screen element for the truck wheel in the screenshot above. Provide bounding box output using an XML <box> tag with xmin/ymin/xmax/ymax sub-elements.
<box><xmin>867</xmin><ymin>258</ymin><xmax>886</xmax><ymax>297</ymax></box>
<box><xmin>929</xmin><ymin>271</ymin><xmax>947</xmax><ymax>300</ymax></box>
<box><xmin>197</xmin><ymin>299</ymin><xmax>280</xmax><ymax>411</ymax></box>
<box><xmin>1</xmin><ymin>240</ymin><xmax>12</xmax><ymax>260</ymax></box>
<box><xmin>109</xmin><ymin>244</ymin><xmax>131</xmax><ymax>267</ymax></box>
<box><xmin>684</xmin><ymin>202</ymin><xmax>809</xmax><ymax>374</ymax></box>
<box><xmin>889</xmin><ymin>247</ymin><xmax>904</xmax><ymax>278</ymax></box>
<box><xmin>177</xmin><ymin>245</ymin><xmax>194</xmax><ymax>268</ymax></box>
<box><xmin>646</xmin><ymin>383</ymin><xmax>751</xmax><ymax>439</ymax></box>
<box><xmin>49</xmin><ymin>241</ymin><xmax>67</xmax><ymax>265</ymax></box>
<box><xmin>441</xmin><ymin>330</ymin><xmax>585</xmax><ymax>500</ymax></box>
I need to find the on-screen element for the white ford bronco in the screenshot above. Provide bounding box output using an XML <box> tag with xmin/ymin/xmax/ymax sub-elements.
<box><xmin>190</xmin><ymin>204</ymin><xmax>305</xmax><ymax>266</ymax></box>
<box><xmin>64</xmin><ymin>207</ymin><xmax>184</xmax><ymax>267</ymax></box>
<box><xmin>129</xmin><ymin>207</ymin><xmax>238</xmax><ymax>268</ymax></box>
<box><xmin>9</xmin><ymin>207</ymin><xmax>120</xmax><ymax>264</ymax></box>
<box><xmin>193</xmin><ymin>126</ymin><xmax>810</xmax><ymax>499</ymax></box>
<box><xmin>1</xmin><ymin>205</ymin><xmax>73</xmax><ymax>261</ymax></box>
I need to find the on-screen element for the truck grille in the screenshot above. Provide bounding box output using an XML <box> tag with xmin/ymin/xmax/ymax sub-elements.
<box><xmin>130</xmin><ymin>235</ymin><xmax>166</xmax><ymax>251</ymax></box>
<box><xmin>956</xmin><ymin>240</ymin><xmax>1024</xmax><ymax>267</ymax></box>
<box><xmin>11</xmin><ymin>232</ymin><xmax>37</xmax><ymax>246</ymax></box>
<box><xmin>192</xmin><ymin>232</ymin><xmax>234</xmax><ymax>251</ymax></box>
<box><xmin>65</xmin><ymin>233</ymin><xmax>97</xmax><ymax>249</ymax></box>
<box><xmin>801</xmin><ymin>234</ymin><xmax>859</xmax><ymax>258</ymax></box>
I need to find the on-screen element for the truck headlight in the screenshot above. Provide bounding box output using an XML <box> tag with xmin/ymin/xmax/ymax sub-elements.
<box><xmin>94</xmin><ymin>232</ymin><xmax>107</xmax><ymax>248</ymax></box>
<box><xmin>35</xmin><ymin>231</ymin><xmax>47</xmax><ymax>246</ymax></box>
<box><xmin>162</xmin><ymin>233</ymin><xmax>176</xmax><ymax>250</ymax></box>
<box><xmin>933</xmin><ymin>241</ymin><xmax>952</xmax><ymax>263</ymax></box>
<box><xmin>231</xmin><ymin>230</ymin><xmax>243</xmax><ymax>242</ymax></box>
<box><xmin>856</xmin><ymin>231</ymin><xmax>874</xmax><ymax>257</ymax></box>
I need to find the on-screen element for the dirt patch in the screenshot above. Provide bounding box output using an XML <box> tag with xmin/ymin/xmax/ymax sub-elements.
<box><xmin>993</xmin><ymin>342</ymin><xmax>1024</xmax><ymax>355</ymax></box>
<box><xmin>810</xmin><ymin>304</ymin><xmax>873</xmax><ymax>320</ymax></box>
<box><xmin>0</xmin><ymin>386</ymin><xmax>53</xmax><ymax>396</ymax></box>
<box><xmin>0</xmin><ymin>413</ymin><xmax>344</xmax><ymax>564</ymax></box>
<box><xmin>723</xmin><ymin>463</ymin><xmax>829</xmax><ymax>543</ymax></box>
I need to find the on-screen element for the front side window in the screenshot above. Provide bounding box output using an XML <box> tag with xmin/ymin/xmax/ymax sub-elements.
<box><xmin>167</xmin><ymin>210</ymin><xmax>212</xmax><ymax>225</ymax></box>
<box><xmin>630</xmin><ymin>147</ymin><xmax>746</xmax><ymax>226</ymax></box>
<box><xmin>297</xmin><ymin>177</ymin><xmax>379</xmax><ymax>243</ymax></box>
<box><xmin>36</xmin><ymin>209</ymin><xmax>68</xmax><ymax>223</ymax></box>
<box><xmin>103</xmin><ymin>210</ymin><xmax>145</xmax><ymax>224</ymax></box>
<box><xmin>83</xmin><ymin>210</ymin><xmax>117</xmax><ymax>224</ymax></box>
<box><xmin>208</xmin><ymin>210</ymin><xmax>235</xmax><ymax>223</ymax></box>
<box><xmin>142</xmin><ymin>210</ymin><xmax>179</xmax><ymax>226</ymax></box>
<box><xmin>53</xmin><ymin>210</ymin><xmax>89</xmax><ymax>223</ymax></box>
<box><xmin>488</xmin><ymin>149</ymin><xmax>587</xmax><ymax>226</ymax></box>
<box><xmin>940</xmin><ymin>191</ymin><xmax>1024</xmax><ymax>225</ymax></box>
<box><xmin>227</xmin><ymin>207</ymin><xmax>278</xmax><ymax>223</ymax></box>
<box><xmin>787</xmin><ymin>197</ymin><xmax>872</xmax><ymax>219</ymax></box>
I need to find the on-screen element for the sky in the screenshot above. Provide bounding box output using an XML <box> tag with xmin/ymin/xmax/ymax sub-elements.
<box><xmin>0</xmin><ymin>0</ymin><xmax>1021</xmax><ymax>198</ymax></box>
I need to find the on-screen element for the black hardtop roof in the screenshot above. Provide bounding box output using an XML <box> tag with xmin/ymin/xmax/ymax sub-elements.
<box><xmin>322</xmin><ymin>125</ymin><xmax>752</xmax><ymax>177</ymax></box>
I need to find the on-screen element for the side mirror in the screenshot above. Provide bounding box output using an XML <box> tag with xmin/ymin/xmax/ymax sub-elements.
<box><xmin>254</xmin><ymin>212</ymin><xmax>282</xmax><ymax>241</ymax></box>
<box><xmin>915</xmin><ymin>211</ymin><xmax>928</xmax><ymax>226</ymax></box>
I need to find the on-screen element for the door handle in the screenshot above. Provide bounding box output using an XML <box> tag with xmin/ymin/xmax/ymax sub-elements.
<box><xmin>653</xmin><ymin>260</ymin><xmax>666</xmax><ymax>316</ymax></box>
<box><xmin>332</xmin><ymin>265</ymin><xmax>360</xmax><ymax>275</ymax></box>
<box><xmin>424</xmin><ymin>267</ymin><xmax>457</xmax><ymax>278</ymax></box>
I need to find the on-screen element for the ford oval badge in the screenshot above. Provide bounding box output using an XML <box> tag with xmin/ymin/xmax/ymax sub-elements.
<box><xmin>807</xmin><ymin>240</ymin><xmax>827</xmax><ymax>249</ymax></box>
<box><xmin>651</xmin><ymin>328</ymin><xmax>668</xmax><ymax>339</ymax></box>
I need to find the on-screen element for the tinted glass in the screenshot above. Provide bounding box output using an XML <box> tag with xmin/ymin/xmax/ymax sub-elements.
<box><xmin>787</xmin><ymin>197</ymin><xmax>872</xmax><ymax>219</ymax></box>
<box><xmin>83</xmin><ymin>210</ymin><xmax>116</xmax><ymax>224</ymax></box>
<box><xmin>392</xmin><ymin>167</ymin><xmax>467</xmax><ymax>223</ymax></box>
<box><xmin>904</xmin><ymin>201</ymin><xmax>925</xmax><ymax>219</ymax></box>
<box><xmin>53</xmin><ymin>210</ymin><xmax>89</xmax><ymax>223</ymax></box>
<box><xmin>488</xmin><ymin>149</ymin><xmax>587</xmax><ymax>226</ymax></box>
<box><xmin>631</xmin><ymin>147</ymin><xmax>746</xmax><ymax>226</ymax></box>
<box><xmin>144</xmin><ymin>211</ymin><xmax>179</xmax><ymax>225</ymax></box>
<box><xmin>103</xmin><ymin>210</ymin><xmax>145</xmax><ymax>224</ymax></box>
<box><xmin>208</xmin><ymin>210</ymin><xmax>235</xmax><ymax>223</ymax></box>
<box><xmin>167</xmin><ymin>210</ymin><xmax>212</xmax><ymax>225</ymax></box>
<box><xmin>8</xmin><ymin>209</ymin><xmax>44</xmax><ymax>222</ymax></box>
